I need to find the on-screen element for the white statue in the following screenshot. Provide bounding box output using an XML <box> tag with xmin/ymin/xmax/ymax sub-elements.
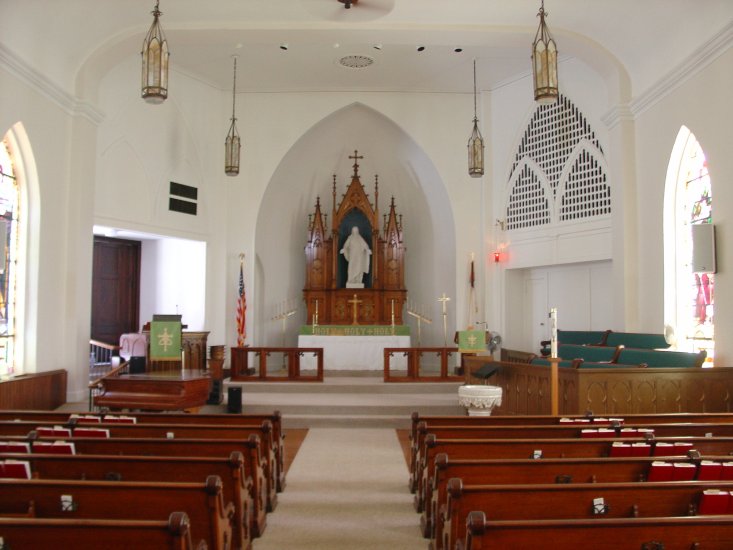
<box><xmin>340</xmin><ymin>226</ymin><xmax>372</xmax><ymax>288</ymax></box>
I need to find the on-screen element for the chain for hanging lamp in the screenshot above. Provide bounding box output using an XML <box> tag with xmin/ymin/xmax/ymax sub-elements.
<box><xmin>225</xmin><ymin>56</ymin><xmax>241</xmax><ymax>177</ymax></box>
<box><xmin>468</xmin><ymin>59</ymin><xmax>485</xmax><ymax>178</ymax></box>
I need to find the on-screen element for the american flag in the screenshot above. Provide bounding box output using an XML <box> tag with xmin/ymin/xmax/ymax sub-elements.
<box><xmin>236</xmin><ymin>257</ymin><xmax>246</xmax><ymax>347</ymax></box>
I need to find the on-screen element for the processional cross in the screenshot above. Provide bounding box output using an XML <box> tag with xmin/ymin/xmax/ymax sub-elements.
<box><xmin>348</xmin><ymin>294</ymin><xmax>363</xmax><ymax>325</ymax></box>
<box><xmin>438</xmin><ymin>293</ymin><xmax>451</xmax><ymax>347</ymax></box>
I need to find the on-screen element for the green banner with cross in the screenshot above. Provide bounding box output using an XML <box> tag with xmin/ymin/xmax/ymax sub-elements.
<box><xmin>458</xmin><ymin>330</ymin><xmax>486</xmax><ymax>353</ymax></box>
<box><xmin>150</xmin><ymin>321</ymin><xmax>182</xmax><ymax>361</ymax></box>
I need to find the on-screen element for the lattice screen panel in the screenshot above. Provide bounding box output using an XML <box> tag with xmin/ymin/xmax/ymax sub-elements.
<box><xmin>510</xmin><ymin>95</ymin><xmax>604</xmax><ymax>195</ymax></box>
<box><xmin>560</xmin><ymin>149</ymin><xmax>611</xmax><ymax>221</ymax></box>
<box><xmin>506</xmin><ymin>93</ymin><xmax>610</xmax><ymax>229</ymax></box>
<box><xmin>506</xmin><ymin>164</ymin><xmax>551</xmax><ymax>230</ymax></box>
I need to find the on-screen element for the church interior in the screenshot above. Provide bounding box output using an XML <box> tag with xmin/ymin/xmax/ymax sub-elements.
<box><xmin>1</xmin><ymin>1</ymin><xmax>733</xmax><ymax>548</ymax></box>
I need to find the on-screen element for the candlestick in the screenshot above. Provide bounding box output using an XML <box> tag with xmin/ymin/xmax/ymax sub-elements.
<box><xmin>314</xmin><ymin>299</ymin><xmax>319</xmax><ymax>327</ymax></box>
<box><xmin>550</xmin><ymin>308</ymin><xmax>558</xmax><ymax>359</ymax></box>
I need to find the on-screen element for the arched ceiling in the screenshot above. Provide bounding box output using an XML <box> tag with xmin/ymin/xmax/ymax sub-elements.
<box><xmin>2</xmin><ymin>0</ymin><xmax>731</xmax><ymax>99</ymax></box>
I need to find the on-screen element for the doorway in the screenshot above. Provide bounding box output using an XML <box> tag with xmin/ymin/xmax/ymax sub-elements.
<box><xmin>90</xmin><ymin>236</ymin><xmax>141</xmax><ymax>345</ymax></box>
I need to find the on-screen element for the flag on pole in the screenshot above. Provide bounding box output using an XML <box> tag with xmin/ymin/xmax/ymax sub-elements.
<box><xmin>236</xmin><ymin>255</ymin><xmax>246</xmax><ymax>347</ymax></box>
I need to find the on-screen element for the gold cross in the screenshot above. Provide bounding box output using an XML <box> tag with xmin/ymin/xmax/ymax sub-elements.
<box><xmin>349</xmin><ymin>150</ymin><xmax>364</xmax><ymax>176</ymax></box>
<box><xmin>467</xmin><ymin>334</ymin><xmax>478</xmax><ymax>347</ymax></box>
<box><xmin>347</xmin><ymin>294</ymin><xmax>363</xmax><ymax>325</ymax></box>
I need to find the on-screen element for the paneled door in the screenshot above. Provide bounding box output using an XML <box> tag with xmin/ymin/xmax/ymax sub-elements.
<box><xmin>91</xmin><ymin>236</ymin><xmax>141</xmax><ymax>346</ymax></box>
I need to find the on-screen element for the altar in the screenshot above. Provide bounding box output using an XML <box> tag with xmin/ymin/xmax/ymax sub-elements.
<box><xmin>298</xmin><ymin>334</ymin><xmax>410</xmax><ymax>371</ymax></box>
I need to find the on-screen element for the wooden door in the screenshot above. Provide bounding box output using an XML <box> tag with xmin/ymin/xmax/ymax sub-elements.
<box><xmin>91</xmin><ymin>236</ymin><xmax>141</xmax><ymax>345</ymax></box>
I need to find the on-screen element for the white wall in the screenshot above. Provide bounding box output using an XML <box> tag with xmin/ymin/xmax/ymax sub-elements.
<box><xmin>140</xmin><ymin>238</ymin><xmax>207</xmax><ymax>331</ymax></box>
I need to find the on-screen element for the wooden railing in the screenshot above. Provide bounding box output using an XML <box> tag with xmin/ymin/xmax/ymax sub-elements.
<box><xmin>88</xmin><ymin>359</ymin><xmax>129</xmax><ymax>412</ymax></box>
<box><xmin>230</xmin><ymin>347</ymin><xmax>324</xmax><ymax>382</ymax></box>
<box><xmin>383</xmin><ymin>347</ymin><xmax>461</xmax><ymax>382</ymax></box>
<box><xmin>89</xmin><ymin>339</ymin><xmax>120</xmax><ymax>366</ymax></box>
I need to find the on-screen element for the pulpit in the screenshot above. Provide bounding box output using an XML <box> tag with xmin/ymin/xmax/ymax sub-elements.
<box><xmin>303</xmin><ymin>151</ymin><xmax>407</xmax><ymax>325</ymax></box>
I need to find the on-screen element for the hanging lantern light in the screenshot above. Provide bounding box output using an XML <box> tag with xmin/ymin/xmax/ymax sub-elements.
<box><xmin>141</xmin><ymin>0</ymin><xmax>169</xmax><ymax>104</ymax></box>
<box><xmin>531</xmin><ymin>0</ymin><xmax>558</xmax><ymax>104</ymax></box>
<box><xmin>467</xmin><ymin>59</ymin><xmax>484</xmax><ymax>178</ymax></box>
<box><xmin>225</xmin><ymin>56</ymin><xmax>241</xmax><ymax>177</ymax></box>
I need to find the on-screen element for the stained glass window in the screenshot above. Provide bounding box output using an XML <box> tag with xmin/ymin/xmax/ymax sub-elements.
<box><xmin>672</xmin><ymin>130</ymin><xmax>714</xmax><ymax>362</ymax></box>
<box><xmin>0</xmin><ymin>138</ymin><xmax>19</xmax><ymax>377</ymax></box>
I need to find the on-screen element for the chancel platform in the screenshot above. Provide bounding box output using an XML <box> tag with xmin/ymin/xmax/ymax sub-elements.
<box><xmin>93</xmin><ymin>369</ymin><xmax>211</xmax><ymax>412</ymax></box>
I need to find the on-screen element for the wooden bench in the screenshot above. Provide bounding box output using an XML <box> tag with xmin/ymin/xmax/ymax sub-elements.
<box><xmin>0</xmin><ymin>410</ymin><xmax>287</xmax><ymax>492</ymax></box>
<box><xmin>0</xmin><ymin>418</ymin><xmax>278</xmax><ymax>514</ymax></box>
<box><xmin>441</xmin><ymin>479</ymin><xmax>733</xmax><ymax>550</ymax></box>
<box><xmin>462</xmin><ymin>512</ymin><xmax>733</xmax><ymax>550</ymax></box>
<box><xmin>0</xmin><ymin>511</ymin><xmax>205</xmax><ymax>550</ymax></box>
<box><xmin>424</xmin><ymin>453</ymin><xmax>726</xmax><ymax>540</ymax></box>
<box><xmin>408</xmin><ymin>412</ymin><xmax>733</xmax><ymax>491</ymax></box>
<box><xmin>2</xmin><ymin>433</ymin><xmax>269</xmax><ymax>537</ymax></box>
<box><xmin>416</xmin><ymin>436</ymin><xmax>733</xmax><ymax>514</ymax></box>
<box><xmin>412</xmin><ymin>421</ymin><xmax>733</xmax><ymax>489</ymax></box>
<box><xmin>0</xmin><ymin>450</ymin><xmax>255</xmax><ymax>547</ymax></box>
<box><xmin>0</xmin><ymin>475</ymin><xmax>233</xmax><ymax>550</ymax></box>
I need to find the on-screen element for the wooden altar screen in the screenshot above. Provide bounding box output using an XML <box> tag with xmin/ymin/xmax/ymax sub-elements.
<box><xmin>303</xmin><ymin>152</ymin><xmax>407</xmax><ymax>325</ymax></box>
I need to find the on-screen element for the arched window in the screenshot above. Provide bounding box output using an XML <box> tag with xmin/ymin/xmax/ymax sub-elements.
<box><xmin>0</xmin><ymin>136</ymin><xmax>20</xmax><ymax>377</ymax></box>
<box><xmin>664</xmin><ymin>127</ymin><xmax>714</xmax><ymax>362</ymax></box>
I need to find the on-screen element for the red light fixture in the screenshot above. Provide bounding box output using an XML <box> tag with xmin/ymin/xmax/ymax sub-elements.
<box><xmin>493</xmin><ymin>251</ymin><xmax>501</xmax><ymax>263</ymax></box>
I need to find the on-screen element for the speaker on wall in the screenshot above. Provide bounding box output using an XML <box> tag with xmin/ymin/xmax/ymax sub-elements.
<box><xmin>692</xmin><ymin>223</ymin><xmax>716</xmax><ymax>273</ymax></box>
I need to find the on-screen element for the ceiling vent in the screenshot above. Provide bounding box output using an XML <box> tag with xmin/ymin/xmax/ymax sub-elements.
<box><xmin>338</xmin><ymin>55</ymin><xmax>374</xmax><ymax>69</ymax></box>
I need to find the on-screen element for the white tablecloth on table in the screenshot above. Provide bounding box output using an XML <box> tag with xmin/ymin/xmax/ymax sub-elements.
<box><xmin>298</xmin><ymin>335</ymin><xmax>411</xmax><ymax>370</ymax></box>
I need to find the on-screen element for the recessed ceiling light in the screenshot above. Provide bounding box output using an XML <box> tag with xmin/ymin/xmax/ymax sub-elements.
<box><xmin>373</xmin><ymin>44</ymin><xmax>383</xmax><ymax>51</ymax></box>
<box><xmin>280</xmin><ymin>43</ymin><xmax>289</xmax><ymax>51</ymax></box>
<box><xmin>417</xmin><ymin>46</ymin><xmax>425</xmax><ymax>52</ymax></box>
<box><xmin>333</xmin><ymin>43</ymin><xmax>341</xmax><ymax>49</ymax></box>
<box><xmin>454</xmin><ymin>47</ymin><xmax>463</xmax><ymax>53</ymax></box>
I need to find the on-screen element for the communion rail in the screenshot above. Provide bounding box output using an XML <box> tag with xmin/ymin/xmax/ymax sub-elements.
<box><xmin>230</xmin><ymin>347</ymin><xmax>324</xmax><ymax>382</ymax></box>
<box><xmin>383</xmin><ymin>347</ymin><xmax>462</xmax><ymax>382</ymax></box>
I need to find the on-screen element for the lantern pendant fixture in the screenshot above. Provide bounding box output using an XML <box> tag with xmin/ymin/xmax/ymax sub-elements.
<box><xmin>531</xmin><ymin>0</ymin><xmax>559</xmax><ymax>104</ymax></box>
<box><xmin>467</xmin><ymin>59</ymin><xmax>485</xmax><ymax>178</ymax></box>
<box><xmin>141</xmin><ymin>0</ymin><xmax>169</xmax><ymax>104</ymax></box>
<box><xmin>225</xmin><ymin>56</ymin><xmax>241</xmax><ymax>177</ymax></box>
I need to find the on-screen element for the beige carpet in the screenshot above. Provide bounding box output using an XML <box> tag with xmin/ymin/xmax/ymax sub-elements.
<box><xmin>254</xmin><ymin>429</ymin><xmax>424</xmax><ymax>550</ymax></box>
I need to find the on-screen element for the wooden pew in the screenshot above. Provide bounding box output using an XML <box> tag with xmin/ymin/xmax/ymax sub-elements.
<box><xmin>0</xmin><ymin>451</ymin><xmax>255</xmax><ymax>547</ymax></box>
<box><xmin>462</xmin><ymin>512</ymin><xmax>733</xmax><ymax>550</ymax></box>
<box><xmin>1</xmin><ymin>433</ymin><xmax>268</xmax><ymax>537</ymax></box>
<box><xmin>424</xmin><ymin>453</ymin><xmax>718</xmax><ymax>540</ymax></box>
<box><xmin>0</xmin><ymin>476</ymin><xmax>232</xmax><ymax>550</ymax></box>
<box><xmin>441</xmin><ymin>479</ymin><xmax>733</xmax><ymax>550</ymax></box>
<box><xmin>0</xmin><ymin>410</ymin><xmax>285</xmax><ymax>492</ymax></box>
<box><xmin>0</xmin><ymin>410</ymin><xmax>287</xmax><ymax>493</ymax></box>
<box><xmin>0</xmin><ymin>511</ymin><xmax>205</xmax><ymax>550</ymax></box>
<box><xmin>416</xmin><ymin>435</ymin><xmax>733</xmax><ymax>514</ymax></box>
<box><xmin>0</xmin><ymin>418</ymin><xmax>278</xmax><ymax>514</ymax></box>
<box><xmin>412</xmin><ymin>421</ymin><xmax>733</xmax><ymax>491</ymax></box>
<box><xmin>408</xmin><ymin>412</ymin><xmax>733</xmax><ymax>492</ymax></box>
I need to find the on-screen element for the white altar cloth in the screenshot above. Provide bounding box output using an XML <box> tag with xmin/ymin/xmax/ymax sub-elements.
<box><xmin>298</xmin><ymin>335</ymin><xmax>411</xmax><ymax>371</ymax></box>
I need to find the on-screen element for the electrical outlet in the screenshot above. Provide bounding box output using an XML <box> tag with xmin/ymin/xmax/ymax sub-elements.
<box><xmin>592</xmin><ymin>497</ymin><xmax>607</xmax><ymax>515</ymax></box>
<box><xmin>166</xmin><ymin>432</ymin><xmax>175</xmax><ymax>439</ymax></box>
<box><xmin>60</xmin><ymin>494</ymin><xmax>75</xmax><ymax>512</ymax></box>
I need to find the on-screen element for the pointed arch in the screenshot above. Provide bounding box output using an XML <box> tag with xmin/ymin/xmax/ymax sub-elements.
<box><xmin>505</xmin><ymin>157</ymin><xmax>552</xmax><ymax>230</ymax></box>
<box><xmin>556</xmin><ymin>140</ymin><xmax>611</xmax><ymax>223</ymax></box>
<box><xmin>0</xmin><ymin>122</ymin><xmax>39</xmax><ymax>375</ymax></box>
<box><xmin>664</xmin><ymin>126</ymin><xmax>714</xmax><ymax>360</ymax></box>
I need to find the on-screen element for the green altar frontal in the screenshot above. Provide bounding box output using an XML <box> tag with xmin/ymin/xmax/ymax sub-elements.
<box><xmin>299</xmin><ymin>325</ymin><xmax>411</xmax><ymax>337</ymax></box>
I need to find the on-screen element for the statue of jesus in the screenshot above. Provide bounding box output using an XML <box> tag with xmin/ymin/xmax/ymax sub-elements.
<box><xmin>340</xmin><ymin>226</ymin><xmax>372</xmax><ymax>288</ymax></box>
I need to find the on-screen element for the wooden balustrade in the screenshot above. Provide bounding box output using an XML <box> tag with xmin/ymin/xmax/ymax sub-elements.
<box><xmin>89</xmin><ymin>339</ymin><xmax>120</xmax><ymax>366</ymax></box>
<box><xmin>383</xmin><ymin>347</ymin><xmax>461</xmax><ymax>382</ymax></box>
<box><xmin>230</xmin><ymin>347</ymin><xmax>324</xmax><ymax>382</ymax></box>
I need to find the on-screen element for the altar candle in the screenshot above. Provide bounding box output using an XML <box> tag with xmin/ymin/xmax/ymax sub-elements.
<box><xmin>550</xmin><ymin>308</ymin><xmax>558</xmax><ymax>359</ymax></box>
<box><xmin>314</xmin><ymin>300</ymin><xmax>319</xmax><ymax>325</ymax></box>
<box><xmin>391</xmin><ymin>300</ymin><xmax>395</xmax><ymax>326</ymax></box>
